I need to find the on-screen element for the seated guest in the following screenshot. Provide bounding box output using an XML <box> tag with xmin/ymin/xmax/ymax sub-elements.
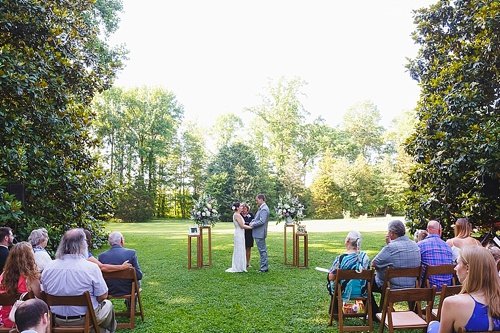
<box><xmin>414</xmin><ymin>229</ymin><xmax>428</xmax><ymax>242</ymax></box>
<box><xmin>371</xmin><ymin>220</ymin><xmax>421</xmax><ymax>314</ymax></box>
<box><xmin>84</xmin><ymin>230</ymin><xmax>132</xmax><ymax>272</ymax></box>
<box><xmin>0</xmin><ymin>242</ymin><xmax>42</xmax><ymax>328</ymax></box>
<box><xmin>427</xmin><ymin>246</ymin><xmax>500</xmax><ymax>333</ymax></box>
<box><xmin>488</xmin><ymin>246</ymin><xmax>500</xmax><ymax>277</ymax></box>
<box><xmin>446</xmin><ymin>218</ymin><xmax>481</xmax><ymax>263</ymax></box>
<box><xmin>42</xmin><ymin>228</ymin><xmax>117</xmax><ymax>333</ymax></box>
<box><xmin>418</xmin><ymin>220</ymin><xmax>453</xmax><ymax>290</ymax></box>
<box><xmin>98</xmin><ymin>231</ymin><xmax>143</xmax><ymax>296</ymax></box>
<box><xmin>15</xmin><ymin>298</ymin><xmax>50</xmax><ymax>333</ymax></box>
<box><xmin>0</xmin><ymin>227</ymin><xmax>14</xmax><ymax>272</ymax></box>
<box><xmin>328</xmin><ymin>230</ymin><xmax>370</xmax><ymax>302</ymax></box>
<box><xmin>372</xmin><ymin>220</ymin><xmax>421</xmax><ymax>290</ymax></box>
<box><xmin>28</xmin><ymin>228</ymin><xmax>52</xmax><ymax>272</ymax></box>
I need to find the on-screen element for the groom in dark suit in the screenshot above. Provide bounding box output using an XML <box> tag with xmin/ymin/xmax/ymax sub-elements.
<box><xmin>250</xmin><ymin>194</ymin><xmax>270</xmax><ymax>273</ymax></box>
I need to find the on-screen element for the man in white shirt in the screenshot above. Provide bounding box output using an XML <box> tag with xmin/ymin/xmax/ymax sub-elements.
<box><xmin>42</xmin><ymin>228</ymin><xmax>117</xmax><ymax>333</ymax></box>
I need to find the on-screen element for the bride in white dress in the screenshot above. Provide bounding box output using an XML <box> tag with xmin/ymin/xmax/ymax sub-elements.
<box><xmin>226</xmin><ymin>202</ymin><xmax>252</xmax><ymax>273</ymax></box>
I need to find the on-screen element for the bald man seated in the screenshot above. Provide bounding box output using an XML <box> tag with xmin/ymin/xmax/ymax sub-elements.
<box><xmin>417</xmin><ymin>220</ymin><xmax>453</xmax><ymax>290</ymax></box>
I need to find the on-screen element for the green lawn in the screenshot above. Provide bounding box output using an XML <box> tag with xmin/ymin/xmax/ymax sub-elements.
<box><xmin>94</xmin><ymin>219</ymin><xmax>391</xmax><ymax>332</ymax></box>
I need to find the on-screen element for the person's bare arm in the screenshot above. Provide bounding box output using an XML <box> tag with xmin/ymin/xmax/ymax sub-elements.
<box><xmin>97</xmin><ymin>292</ymin><xmax>108</xmax><ymax>303</ymax></box>
<box><xmin>438</xmin><ymin>298</ymin><xmax>456</xmax><ymax>333</ymax></box>
<box><xmin>29</xmin><ymin>278</ymin><xmax>42</xmax><ymax>298</ymax></box>
<box><xmin>87</xmin><ymin>256</ymin><xmax>132</xmax><ymax>272</ymax></box>
<box><xmin>235</xmin><ymin>214</ymin><xmax>251</xmax><ymax>230</ymax></box>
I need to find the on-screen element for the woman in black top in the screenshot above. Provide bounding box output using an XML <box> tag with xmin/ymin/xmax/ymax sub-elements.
<box><xmin>241</xmin><ymin>202</ymin><xmax>254</xmax><ymax>268</ymax></box>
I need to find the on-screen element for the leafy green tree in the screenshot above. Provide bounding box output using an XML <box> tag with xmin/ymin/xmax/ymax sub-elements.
<box><xmin>93</xmin><ymin>86</ymin><xmax>184</xmax><ymax>220</ymax></box>
<box><xmin>114</xmin><ymin>178</ymin><xmax>155</xmax><ymax>222</ymax></box>
<box><xmin>405</xmin><ymin>0</ymin><xmax>500</xmax><ymax>236</ymax></box>
<box><xmin>339</xmin><ymin>100</ymin><xmax>385</xmax><ymax>163</ymax></box>
<box><xmin>158</xmin><ymin>123</ymin><xmax>207</xmax><ymax>218</ymax></box>
<box><xmin>246</xmin><ymin>77</ymin><xmax>309</xmax><ymax>194</ymax></box>
<box><xmin>0</xmin><ymin>0</ymin><xmax>125</xmax><ymax>249</ymax></box>
<box><xmin>206</xmin><ymin>143</ymin><xmax>259</xmax><ymax>221</ymax></box>
<box><xmin>310</xmin><ymin>150</ymin><xmax>344</xmax><ymax>219</ymax></box>
<box><xmin>211</xmin><ymin>113</ymin><xmax>244</xmax><ymax>150</ymax></box>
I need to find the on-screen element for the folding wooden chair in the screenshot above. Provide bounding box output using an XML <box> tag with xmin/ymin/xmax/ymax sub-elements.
<box><xmin>379</xmin><ymin>266</ymin><xmax>422</xmax><ymax>309</ymax></box>
<box><xmin>0</xmin><ymin>293</ymin><xmax>24</xmax><ymax>333</ymax></box>
<box><xmin>376</xmin><ymin>286</ymin><xmax>436</xmax><ymax>333</ymax></box>
<box><xmin>41</xmin><ymin>291</ymin><xmax>99</xmax><ymax>333</ymax></box>
<box><xmin>0</xmin><ymin>291</ymin><xmax>35</xmax><ymax>333</ymax></box>
<box><xmin>421</xmin><ymin>264</ymin><xmax>457</xmax><ymax>292</ymax></box>
<box><xmin>328</xmin><ymin>269</ymin><xmax>374</xmax><ymax>332</ymax></box>
<box><xmin>102</xmin><ymin>268</ymin><xmax>144</xmax><ymax>329</ymax></box>
<box><xmin>431</xmin><ymin>284</ymin><xmax>462</xmax><ymax>321</ymax></box>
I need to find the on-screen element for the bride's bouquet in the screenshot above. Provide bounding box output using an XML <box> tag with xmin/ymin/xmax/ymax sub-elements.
<box><xmin>190</xmin><ymin>194</ymin><xmax>220</xmax><ymax>227</ymax></box>
<box><xmin>275</xmin><ymin>193</ymin><xmax>305</xmax><ymax>226</ymax></box>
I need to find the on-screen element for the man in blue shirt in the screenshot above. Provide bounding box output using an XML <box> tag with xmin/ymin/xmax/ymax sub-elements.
<box><xmin>417</xmin><ymin>220</ymin><xmax>453</xmax><ymax>290</ymax></box>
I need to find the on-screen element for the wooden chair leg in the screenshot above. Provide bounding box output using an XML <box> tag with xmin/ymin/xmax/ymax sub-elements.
<box><xmin>328</xmin><ymin>296</ymin><xmax>335</xmax><ymax>326</ymax></box>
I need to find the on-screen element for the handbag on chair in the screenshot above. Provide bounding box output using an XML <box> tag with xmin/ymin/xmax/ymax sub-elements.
<box><xmin>8</xmin><ymin>291</ymin><xmax>29</xmax><ymax>323</ymax></box>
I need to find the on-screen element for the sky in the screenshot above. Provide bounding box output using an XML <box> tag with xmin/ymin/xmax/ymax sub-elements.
<box><xmin>109</xmin><ymin>0</ymin><xmax>436</xmax><ymax>128</ymax></box>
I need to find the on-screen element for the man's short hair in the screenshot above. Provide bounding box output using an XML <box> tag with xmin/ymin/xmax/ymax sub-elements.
<box><xmin>388</xmin><ymin>220</ymin><xmax>406</xmax><ymax>237</ymax></box>
<box><xmin>256</xmin><ymin>194</ymin><xmax>266</xmax><ymax>201</ymax></box>
<box><xmin>55</xmin><ymin>228</ymin><xmax>88</xmax><ymax>259</ymax></box>
<box><xmin>15</xmin><ymin>298</ymin><xmax>49</xmax><ymax>331</ymax></box>
<box><xmin>0</xmin><ymin>227</ymin><xmax>11</xmax><ymax>240</ymax></box>
<box><xmin>108</xmin><ymin>231</ymin><xmax>123</xmax><ymax>246</ymax></box>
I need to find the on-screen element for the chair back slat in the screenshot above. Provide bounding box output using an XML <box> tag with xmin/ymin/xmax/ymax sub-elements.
<box><xmin>41</xmin><ymin>291</ymin><xmax>99</xmax><ymax>333</ymax></box>
<box><xmin>336</xmin><ymin>269</ymin><xmax>374</xmax><ymax>281</ymax></box>
<box><xmin>380</xmin><ymin>266</ymin><xmax>422</xmax><ymax>302</ymax></box>
<box><xmin>102</xmin><ymin>268</ymin><xmax>135</xmax><ymax>280</ymax></box>
<box><xmin>385</xmin><ymin>287</ymin><xmax>435</xmax><ymax>303</ymax></box>
<box><xmin>422</xmin><ymin>264</ymin><xmax>457</xmax><ymax>288</ymax></box>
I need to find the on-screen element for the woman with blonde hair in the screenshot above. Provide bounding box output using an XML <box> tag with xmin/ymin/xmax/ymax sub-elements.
<box><xmin>446</xmin><ymin>218</ymin><xmax>481</xmax><ymax>263</ymax></box>
<box><xmin>427</xmin><ymin>246</ymin><xmax>500</xmax><ymax>332</ymax></box>
<box><xmin>0</xmin><ymin>241</ymin><xmax>42</xmax><ymax>328</ymax></box>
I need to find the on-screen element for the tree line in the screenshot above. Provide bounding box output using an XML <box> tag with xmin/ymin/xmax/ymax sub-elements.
<box><xmin>91</xmin><ymin>81</ymin><xmax>412</xmax><ymax>223</ymax></box>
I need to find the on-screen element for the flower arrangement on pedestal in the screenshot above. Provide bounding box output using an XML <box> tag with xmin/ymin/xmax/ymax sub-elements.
<box><xmin>275</xmin><ymin>193</ymin><xmax>305</xmax><ymax>226</ymax></box>
<box><xmin>190</xmin><ymin>194</ymin><xmax>220</xmax><ymax>227</ymax></box>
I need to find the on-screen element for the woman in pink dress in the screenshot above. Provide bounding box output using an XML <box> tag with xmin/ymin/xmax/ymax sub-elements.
<box><xmin>0</xmin><ymin>241</ymin><xmax>42</xmax><ymax>328</ymax></box>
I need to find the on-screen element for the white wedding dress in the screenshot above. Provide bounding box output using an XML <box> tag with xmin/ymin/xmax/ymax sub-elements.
<box><xmin>225</xmin><ymin>215</ymin><xmax>247</xmax><ymax>273</ymax></box>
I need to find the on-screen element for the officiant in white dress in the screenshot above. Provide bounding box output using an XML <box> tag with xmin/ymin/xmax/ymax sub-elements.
<box><xmin>226</xmin><ymin>202</ymin><xmax>252</xmax><ymax>273</ymax></box>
